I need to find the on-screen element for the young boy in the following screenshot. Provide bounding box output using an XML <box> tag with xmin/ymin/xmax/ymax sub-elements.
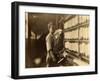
<box><xmin>46</xmin><ymin>22</ymin><xmax>56</xmax><ymax>67</ymax></box>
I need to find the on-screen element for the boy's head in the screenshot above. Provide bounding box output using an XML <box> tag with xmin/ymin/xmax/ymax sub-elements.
<box><xmin>48</xmin><ymin>22</ymin><xmax>54</xmax><ymax>33</ymax></box>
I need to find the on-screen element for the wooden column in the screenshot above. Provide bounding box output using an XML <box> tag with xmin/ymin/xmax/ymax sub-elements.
<box><xmin>25</xmin><ymin>12</ymin><xmax>28</xmax><ymax>39</ymax></box>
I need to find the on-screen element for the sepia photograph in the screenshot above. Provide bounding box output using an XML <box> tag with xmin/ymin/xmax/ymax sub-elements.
<box><xmin>11</xmin><ymin>1</ymin><xmax>97</xmax><ymax>79</ymax></box>
<box><xmin>25</xmin><ymin>13</ymin><xmax>90</xmax><ymax>68</ymax></box>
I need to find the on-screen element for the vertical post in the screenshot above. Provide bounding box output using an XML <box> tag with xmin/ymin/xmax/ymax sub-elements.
<box><xmin>25</xmin><ymin>12</ymin><xmax>28</xmax><ymax>39</ymax></box>
<box><xmin>78</xmin><ymin>15</ymin><xmax>80</xmax><ymax>56</ymax></box>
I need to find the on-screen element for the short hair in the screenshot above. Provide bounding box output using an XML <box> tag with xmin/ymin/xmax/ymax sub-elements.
<box><xmin>48</xmin><ymin>22</ymin><xmax>53</xmax><ymax>29</ymax></box>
